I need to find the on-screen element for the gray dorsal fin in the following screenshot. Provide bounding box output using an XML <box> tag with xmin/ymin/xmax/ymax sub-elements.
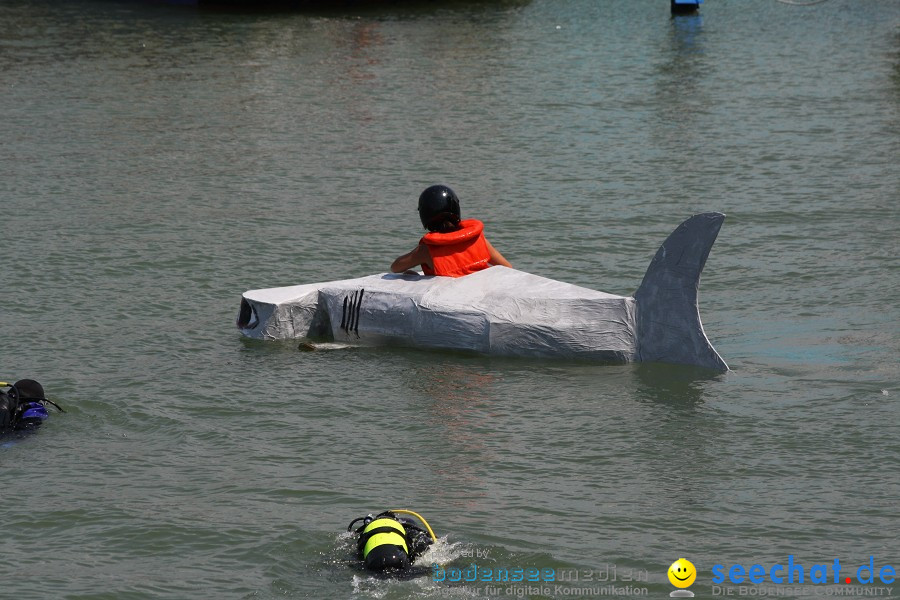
<box><xmin>633</xmin><ymin>212</ymin><xmax>728</xmax><ymax>371</ymax></box>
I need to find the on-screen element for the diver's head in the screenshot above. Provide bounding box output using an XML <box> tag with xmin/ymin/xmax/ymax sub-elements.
<box><xmin>11</xmin><ymin>379</ymin><xmax>49</xmax><ymax>428</ymax></box>
<box><xmin>418</xmin><ymin>185</ymin><xmax>461</xmax><ymax>233</ymax></box>
<box><xmin>10</xmin><ymin>379</ymin><xmax>45</xmax><ymax>403</ymax></box>
<box><xmin>358</xmin><ymin>516</ymin><xmax>412</xmax><ymax>572</ymax></box>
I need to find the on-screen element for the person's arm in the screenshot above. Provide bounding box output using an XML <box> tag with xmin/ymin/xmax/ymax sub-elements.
<box><xmin>391</xmin><ymin>243</ymin><xmax>432</xmax><ymax>273</ymax></box>
<box><xmin>485</xmin><ymin>238</ymin><xmax>512</xmax><ymax>268</ymax></box>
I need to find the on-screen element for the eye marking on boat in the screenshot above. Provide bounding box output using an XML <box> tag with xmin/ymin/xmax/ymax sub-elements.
<box><xmin>341</xmin><ymin>289</ymin><xmax>365</xmax><ymax>337</ymax></box>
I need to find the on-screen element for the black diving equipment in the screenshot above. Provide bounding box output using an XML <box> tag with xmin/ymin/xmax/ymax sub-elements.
<box><xmin>347</xmin><ymin>510</ymin><xmax>436</xmax><ymax>572</ymax></box>
<box><xmin>0</xmin><ymin>379</ymin><xmax>64</xmax><ymax>432</ymax></box>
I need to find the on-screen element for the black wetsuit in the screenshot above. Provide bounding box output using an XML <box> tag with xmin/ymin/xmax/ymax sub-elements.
<box><xmin>396</xmin><ymin>519</ymin><xmax>433</xmax><ymax>562</ymax></box>
<box><xmin>0</xmin><ymin>389</ymin><xmax>18</xmax><ymax>432</ymax></box>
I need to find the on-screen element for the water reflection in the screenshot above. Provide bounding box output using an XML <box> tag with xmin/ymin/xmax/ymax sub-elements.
<box><xmin>405</xmin><ymin>362</ymin><xmax>500</xmax><ymax>510</ymax></box>
<box><xmin>631</xmin><ymin>362</ymin><xmax>724</xmax><ymax>507</ymax></box>
<box><xmin>651</xmin><ymin>13</ymin><xmax>709</xmax><ymax>156</ymax></box>
<box><xmin>670</xmin><ymin>12</ymin><xmax>704</xmax><ymax>54</ymax></box>
<box><xmin>893</xmin><ymin>28</ymin><xmax>900</xmax><ymax>93</ymax></box>
<box><xmin>633</xmin><ymin>362</ymin><xmax>719</xmax><ymax>406</ymax></box>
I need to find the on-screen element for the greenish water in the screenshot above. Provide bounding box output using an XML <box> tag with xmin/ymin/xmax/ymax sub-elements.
<box><xmin>1</xmin><ymin>0</ymin><xmax>898</xmax><ymax>598</ymax></box>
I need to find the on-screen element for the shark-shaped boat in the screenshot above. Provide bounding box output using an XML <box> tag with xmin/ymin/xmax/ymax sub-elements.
<box><xmin>237</xmin><ymin>212</ymin><xmax>728</xmax><ymax>371</ymax></box>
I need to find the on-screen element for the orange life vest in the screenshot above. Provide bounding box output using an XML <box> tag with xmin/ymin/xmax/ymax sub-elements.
<box><xmin>420</xmin><ymin>219</ymin><xmax>491</xmax><ymax>278</ymax></box>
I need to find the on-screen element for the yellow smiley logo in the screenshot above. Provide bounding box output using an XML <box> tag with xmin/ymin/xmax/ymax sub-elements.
<box><xmin>668</xmin><ymin>558</ymin><xmax>697</xmax><ymax>588</ymax></box>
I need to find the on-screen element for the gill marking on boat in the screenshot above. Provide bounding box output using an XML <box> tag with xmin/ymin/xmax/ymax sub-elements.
<box><xmin>341</xmin><ymin>289</ymin><xmax>365</xmax><ymax>337</ymax></box>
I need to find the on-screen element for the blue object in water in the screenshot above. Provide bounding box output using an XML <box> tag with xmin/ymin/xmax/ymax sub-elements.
<box><xmin>672</xmin><ymin>0</ymin><xmax>702</xmax><ymax>15</ymax></box>
<box><xmin>19</xmin><ymin>402</ymin><xmax>49</xmax><ymax>426</ymax></box>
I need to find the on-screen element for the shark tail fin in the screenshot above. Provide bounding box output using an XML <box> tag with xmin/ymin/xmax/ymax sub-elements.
<box><xmin>633</xmin><ymin>212</ymin><xmax>728</xmax><ymax>371</ymax></box>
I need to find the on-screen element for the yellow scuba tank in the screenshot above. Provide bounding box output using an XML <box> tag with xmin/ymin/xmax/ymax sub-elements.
<box><xmin>347</xmin><ymin>510</ymin><xmax>437</xmax><ymax>572</ymax></box>
<box><xmin>360</xmin><ymin>517</ymin><xmax>412</xmax><ymax>571</ymax></box>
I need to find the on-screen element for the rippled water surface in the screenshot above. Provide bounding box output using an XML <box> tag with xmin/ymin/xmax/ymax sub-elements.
<box><xmin>1</xmin><ymin>0</ymin><xmax>898</xmax><ymax>598</ymax></box>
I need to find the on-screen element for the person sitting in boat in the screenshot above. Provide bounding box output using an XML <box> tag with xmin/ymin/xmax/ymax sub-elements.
<box><xmin>391</xmin><ymin>185</ymin><xmax>512</xmax><ymax>277</ymax></box>
<box><xmin>0</xmin><ymin>379</ymin><xmax>62</xmax><ymax>433</ymax></box>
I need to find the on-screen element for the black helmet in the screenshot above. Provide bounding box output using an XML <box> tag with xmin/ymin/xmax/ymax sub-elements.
<box><xmin>10</xmin><ymin>379</ymin><xmax>45</xmax><ymax>402</ymax></box>
<box><xmin>418</xmin><ymin>185</ymin><xmax>461</xmax><ymax>231</ymax></box>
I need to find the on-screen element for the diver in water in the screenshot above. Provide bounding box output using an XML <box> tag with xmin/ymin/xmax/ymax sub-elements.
<box><xmin>347</xmin><ymin>510</ymin><xmax>436</xmax><ymax>573</ymax></box>
<box><xmin>0</xmin><ymin>379</ymin><xmax>63</xmax><ymax>433</ymax></box>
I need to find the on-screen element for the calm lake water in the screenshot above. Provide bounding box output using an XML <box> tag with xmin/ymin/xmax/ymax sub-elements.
<box><xmin>1</xmin><ymin>0</ymin><xmax>898</xmax><ymax>598</ymax></box>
